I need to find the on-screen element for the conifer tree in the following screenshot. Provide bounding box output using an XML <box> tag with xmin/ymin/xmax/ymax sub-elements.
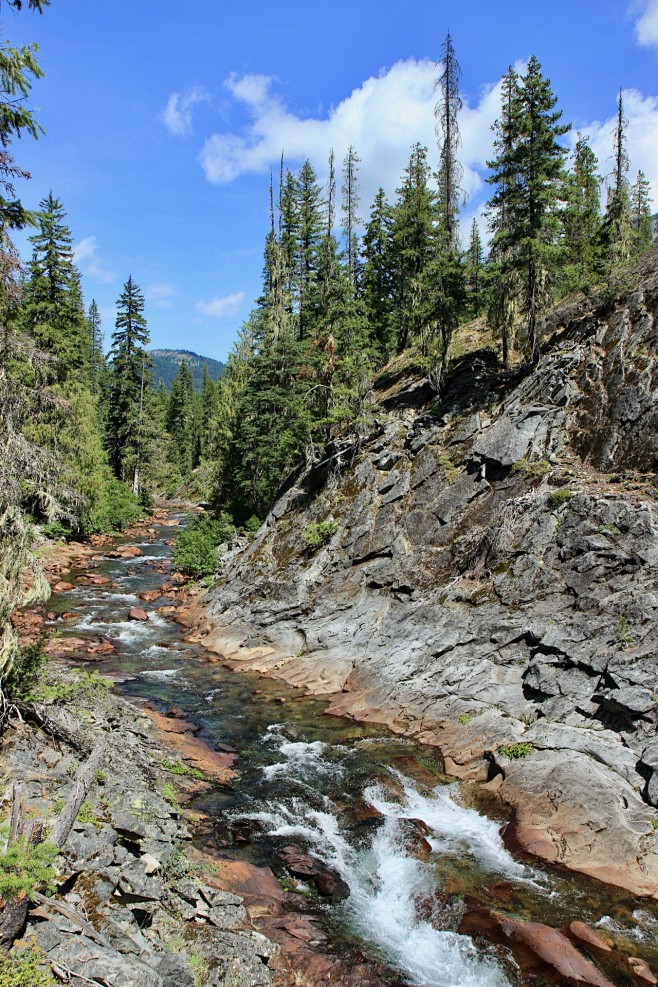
<box><xmin>341</xmin><ymin>145</ymin><xmax>362</xmax><ymax>291</ymax></box>
<box><xmin>563</xmin><ymin>135</ymin><xmax>601</xmax><ymax>289</ymax></box>
<box><xmin>391</xmin><ymin>143</ymin><xmax>438</xmax><ymax>353</ymax></box>
<box><xmin>600</xmin><ymin>89</ymin><xmax>632</xmax><ymax>282</ymax></box>
<box><xmin>434</xmin><ymin>32</ymin><xmax>463</xmax><ymax>251</ymax></box>
<box><xmin>107</xmin><ymin>276</ymin><xmax>152</xmax><ymax>495</ymax></box>
<box><xmin>21</xmin><ymin>193</ymin><xmax>90</xmax><ymax>381</ymax></box>
<box><xmin>487</xmin><ymin>57</ymin><xmax>569</xmax><ymax>363</ymax></box>
<box><xmin>630</xmin><ymin>170</ymin><xmax>653</xmax><ymax>258</ymax></box>
<box><xmin>466</xmin><ymin>219</ymin><xmax>483</xmax><ymax>316</ymax></box>
<box><xmin>361</xmin><ymin>187</ymin><xmax>395</xmax><ymax>361</ymax></box>
<box><xmin>166</xmin><ymin>359</ymin><xmax>197</xmax><ymax>475</ymax></box>
<box><xmin>296</xmin><ymin>159</ymin><xmax>324</xmax><ymax>340</ymax></box>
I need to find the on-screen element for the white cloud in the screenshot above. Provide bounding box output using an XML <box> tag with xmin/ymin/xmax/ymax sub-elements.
<box><xmin>198</xmin><ymin>61</ymin><xmax>524</xmax><ymax>215</ymax></box>
<box><xmin>73</xmin><ymin>236</ymin><xmax>115</xmax><ymax>284</ymax></box>
<box><xmin>195</xmin><ymin>291</ymin><xmax>245</xmax><ymax>319</ymax></box>
<box><xmin>160</xmin><ymin>86</ymin><xmax>211</xmax><ymax>138</ymax></box>
<box><xmin>633</xmin><ymin>0</ymin><xmax>658</xmax><ymax>47</ymax></box>
<box><xmin>146</xmin><ymin>281</ymin><xmax>177</xmax><ymax>309</ymax></box>
<box><xmin>581</xmin><ymin>88</ymin><xmax>658</xmax><ymax>204</ymax></box>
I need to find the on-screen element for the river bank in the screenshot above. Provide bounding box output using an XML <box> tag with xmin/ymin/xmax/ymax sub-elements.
<box><xmin>5</xmin><ymin>506</ymin><xmax>658</xmax><ymax>987</ymax></box>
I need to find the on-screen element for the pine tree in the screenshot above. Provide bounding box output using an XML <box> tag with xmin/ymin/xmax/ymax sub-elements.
<box><xmin>563</xmin><ymin>134</ymin><xmax>601</xmax><ymax>289</ymax></box>
<box><xmin>296</xmin><ymin>159</ymin><xmax>324</xmax><ymax>340</ymax></box>
<box><xmin>434</xmin><ymin>32</ymin><xmax>463</xmax><ymax>251</ymax></box>
<box><xmin>361</xmin><ymin>187</ymin><xmax>395</xmax><ymax>361</ymax></box>
<box><xmin>341</xmin><ymin>145</ymin><xmax>362</xmax><ymax>292</ymax></box>
<box><xmin>466</xmin><ymin>219</ymin><xmax>483</xmax><ymax>316</ymax></box>
<box><xmin>630</xmin><ymin>170</ymin><xmax>653</xmax><ymax>258</ymax></box>
<box><xmin>21</xmin><ymin>192</ymin><xmax>90</xmax><ymax>381</ymax></box>
<box><xmin>487</xmin><ymin>57</ymin><xmax>569</xmax><ymax>363</ymax></box>
<box><xmin>600</xmin><ymin>89</ymin><xmax>632</xmax><ymax>282</ymax></box>
<box><xmin>391</xmin><ymin>143</ymin><xmax>438</xmax><ymax>353</ymax></box>
<box><xmin>107</xmin><ymin>276</ymin><xmax>152</xmax><ymax>495</ymax></box>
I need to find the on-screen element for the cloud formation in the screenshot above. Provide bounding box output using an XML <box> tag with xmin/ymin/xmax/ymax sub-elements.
<box><xmin>161</xmin><ymin>86</ymin><xmax>211</xmax><ymax>138</ymax></box>
<box><xmin>633</xmin><ymin>0</ymin><xmax>658</xmax><ymax>47</ymax></box>
<box><xmin>198</xmin><ymin>59</ymin><xmax>658</xmax><ymax>229</ymax></box>
<box><xmin>195</xmin><ymin>291</ymin><xmax>245</xmax><ymax>319</ymax></box>
<box><xmin>73</xmin><ymin>236</ymin><xmax>115</xmax><ymax>284</ymax></box>
<box><xmin>146</xmin><ymin>282</ymin><xmax>177</xmax><ymax>309</ymax></box>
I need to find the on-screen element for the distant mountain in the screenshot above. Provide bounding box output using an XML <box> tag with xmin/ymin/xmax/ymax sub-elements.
<box><xmin>150</xmin><ymin>349</ymin><xmax>225</xmax><ymax>391</ymax></box>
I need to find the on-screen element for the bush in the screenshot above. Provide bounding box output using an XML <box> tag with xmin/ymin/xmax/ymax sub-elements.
<box><xmin>4</xmin><ymin>645</ymin><xmax>48</xmax><ymax>703</ymax></box>
<box><xmin>172</xmin><ymin>512</ymin><xmax>235</xmax><ymax>578</ymax></box>
<box><xmin>498</xmin><ymin>742</ymin><xmax>533</xmax><ymax>759</ymax></box>
<box><xmin>511</xmin><ymin>459</ymin><xmax>551</xmax><ymax>478</ymax></box>
<box><xmin>0</xmin><ymin>941</ymin><xmax>54</xmax><ymax>987</ymax></box>
<box><xmin>301</xmin><ymin>520</ymin><xmax>338</xmax><ymax>553</ymax></box>
<box><xmin>0</xmin><ymin>832</ymin><xmax>57</xmax><ymax>902</ymax></box>
<box><xmin>548</xmin><ymin>488</ymin><xmax>574</xmax><ymax>507</ymax></box>
<box><xmin>89</xmin><ymin>477</ymin><xmax>144</xmax><ymax>533</ymax></box>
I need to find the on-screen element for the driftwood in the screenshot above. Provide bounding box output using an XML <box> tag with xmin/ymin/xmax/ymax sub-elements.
<box><xmin>21</xmin><ymin>702</ymin><xmax>90</xmax><ymax>755</ymax></box>
<box><xmin>31</xmin><ymin>891</ymin><xmax>112</xmax><ymax>949</ymax></box>
<box><xmin>0</xmin><ymin>740</ymin><xmax>105</xmax><ymax>951</ymax></box>
<box><xmin>49</xmin><ymin>739</ymin><xmax>105</xmax><ymax>850</ymax></box>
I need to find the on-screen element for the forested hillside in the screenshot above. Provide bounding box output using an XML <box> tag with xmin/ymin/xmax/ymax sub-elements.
<box><xmin>150</xmin><ymin>349</ymin><xmax>225</xmax><ymax>391</ymax></box>
<box><xmin>0</xmin><ymin>10</ymin><xmax>654</xmax><ymax>679</ymax></box>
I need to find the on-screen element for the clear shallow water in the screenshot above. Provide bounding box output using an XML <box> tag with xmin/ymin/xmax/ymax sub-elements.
<box><xmin>46</xmin><ymin>514</ymin><xmax>658</xmax><ymax>987</ymax></box>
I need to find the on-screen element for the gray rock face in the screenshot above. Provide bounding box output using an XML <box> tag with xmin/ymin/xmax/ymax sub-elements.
<box><xmin>200</xmin><ymin>250</ymin><xmax>658</xmax><ymax>896</ymax></box>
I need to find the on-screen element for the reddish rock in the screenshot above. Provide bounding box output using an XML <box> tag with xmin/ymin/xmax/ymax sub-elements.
<box><xmin>169</xmin><ymin>572</ymin><xmax>187</xmax><ymax>584</ymax></box>
<box><xmin>186</xmin><ymin>849</ymin><xmax>285</xmax><ymax>917</ymax></box>
<box><xmin>52</xmin><ymin>580</ymin><xmax>74</xmax><ymax>592</ymax></box>
<box><xmin>139</xmin><ymin>589</ymin><xmax>162</xmax><ymax>603</ymax></box>
<box><xmin>399</xmin><ymin>819</ymin><xmax>433</xmax><ymax>861</ymax></box>
<box><xmin>567</xmin><ymin>920</ymin><xmax>613</xmax><ymax>953</ymax></box>
<box><xmin>459</xmin><ymin>909</ymin><xmax>615</xmax><ymax>987</ymax></box>
<box><xmin>628</xmin><ymin>957</ymin><xmax>658</xmax><ymax>984</ymax></box>
<box><xmin>127</xmin><ymin>607</ymin><xmax>149</xmax><ymax>622</ymax></box>
<box><xmin>60</xmin><ymin>612</ymin><xmax>79</xmax><ymax>620</ymax></box>
<box><xmin>43</xmin><ymin>636</ymin><xmax>88</xmax><ymax>655</ymax></box>
<box><xmin>85</xmin><ymin>640</ymin><xmax>116</xmax><ymax>656</ymax></box>
<box><xmin>143</xmin><ymin>708</ymin><xmax>238</xmax><ymax>783</ymax></box>
<box><xmin>10</xmin><ymin>609</ymin><xmax>45</xmax><ymax>646</ymax></box>
<box><xmin>85</xmin><ymin>573</ymin><xmax>111</xmax><ymax>586</ymax></box>
<box><xmin>173</xmin><ymin>609</ymin><xmax>195</xmax><ymax>628</ymax></box>
<box><xmin>120</xmin><ymin>545</ymin><xmax>143</xmax><ymax>558</ymax></box>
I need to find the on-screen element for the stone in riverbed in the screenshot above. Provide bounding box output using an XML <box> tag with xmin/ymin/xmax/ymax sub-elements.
<box><xmin>52</xmin><ymin>580</ymin><xmax>74</xmax><ymax>592</ymax></box>
<box><xmin>128</xmin><ymin>607</ymin><xmax>149</xmax><ymax>621</ymax></box>
<box><xmin>139</xmin><ymin>589</ymin><xmax>162</xmax><ymax>602</ymax></box>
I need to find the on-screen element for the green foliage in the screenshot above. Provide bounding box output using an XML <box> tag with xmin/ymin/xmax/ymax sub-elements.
<box><xmin>3</xmin><ymin>644</ymin><xmax>47</xmax><ymax>701</ymax></box>
<box><xmin>651</xmin><ymin>819</ymin><xmax>658</xmax><ymax>831</ymax></box>
<box><xmin>0</xmin><ymin>831</ymin><xmax>57</xmax><ymax>901</ymax></box>
<box><xmin>89</xmin><ymin>476</ymin><xmax>144</xmax><ymax>533</ymax></box>
<box><xmin>75</xmin><ymin>800</ymin><xmax>103</xmax><ymax>827</ymax></box>
<box><xmin>172</xmin><ymin>512</ymin><xmax>235</xmax><ymax>578</ymax></box>
<box><xmin>0</xmin><ymin>940</ymin><xmax>55</xmax><ymax>987</ymax></box>
<box><xmin>163</xmin><ymin>759</ymin><xmax>205</xmax><ymax>781</ymax></box>
<box><xmin>614</xmin><ymin>616</ymin><xmax>634</xmax><ymax>646</ymax></box>
<box><xmin>498</xmin><ymin>742</ymin><xmax>533</xmax><ymax>759</ymax></box>
<box><xmin>161</xmin><ymin>782</ymin><xmax>182</xmax><ymax>812</ymax></box>
<box><xmin>458</xmin><ymin>713</ymin><xmax>471</xmax><ymax>725</ymax></box>
<box><xmin>22</xmin><ymin>668</ymin><xmax>112</xmax><ymax>705</ymax></box>
<box><xmin>548</xmin><ymin>488</ymin><xmax>574</xmax><ymax>507</ymax></box>
<box><xmin>511</xmin><ymin>459</ymin><xmax>551</xmax><ymax>477</ymax></box>
<box><xmin>301</xmin><ymin>520</ymin><xmax>338</xmax><ymax>552</ymax></box>
<box><xmin>244</xmin><ymin>514</ymin><xmax>261</xmax><ymax>534</ymax></box>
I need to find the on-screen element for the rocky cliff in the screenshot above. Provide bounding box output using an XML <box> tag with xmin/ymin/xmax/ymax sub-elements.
<box><xmin>194</xmin><ymin>249</ymin><xmax>658</xmax><ymax>898</ymax></box>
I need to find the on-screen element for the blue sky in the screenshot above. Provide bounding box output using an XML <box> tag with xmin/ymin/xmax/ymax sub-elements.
<box><xmin>8</xmin><ymin>0</ymin><xmax>658</xmax><ymax>362</ymax></box>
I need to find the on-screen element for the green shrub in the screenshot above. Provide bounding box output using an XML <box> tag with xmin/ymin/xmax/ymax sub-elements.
<box><xmin>244</xmin><ymin>514</ymin><xmax>261</xmax><ymax>534</ymax></box>
<box><xmin>163</xmin><ymin>759</ymin><xmax>205</xmax><ymax>780</ymax></box>
<box><xmin>498</xmin><ymin>742</ymin><xmax>533</xmax><ymax>759</ymax></box>
<box><xmin>4</xmin><ymin>645</ymin><xmax>48</xmax><ymax>703</ymax></box>
<box><xmin>0</xmin><ymin>833</ymin><xmax>57</xmax><ymax>902</ymax></box>
<box><xmin>614</xmin><ymin>615</ymin><xmax>634</xmax><ymax>646</ymax></box>
<box><xmin>23</xmin><ymin>669</ymin><xmax>112</xmax><ymax>706</ymax></box>
<box><xmin>301</xmin><ymin>520</ymin><xmax>338</xmax><ymax>553</ymax></box>
<box><xmin>173</xmin><ymin>512</ymin><xmax>235</xmax><ymax>578</ymax></box>
<box><xmin>0</xmin><ymin>940</ymin><xmax>55</xmax><ymax>987</ymax></box>
<box><xmin>39</xmin><ymin>520</ymin><xmax>73</xmax><ymax>542</ymax></box>
<box><xmin>511</xmin><ymin>459</ymin><xmax>551</xmax><ymax>478</ymax></box>
<box><xmin>458</xmin><ymin>713</ymin><xmax>471</xmax><ymax>726</ymax></box>
<box><xmin>89</xmin><ymin>477</ymin><xmax>144</xmax><ymax>533</ymax></box>
<box><xmin>548</xmin><ymin>488</ymin><xmax>574</xmax><ymax>507</ymax></box>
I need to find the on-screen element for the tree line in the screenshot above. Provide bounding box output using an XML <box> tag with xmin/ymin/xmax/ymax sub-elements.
<box><xmin>204</xmin><ymin>39</ymin><xmax>654</xmax><ymax>521</ymax></box>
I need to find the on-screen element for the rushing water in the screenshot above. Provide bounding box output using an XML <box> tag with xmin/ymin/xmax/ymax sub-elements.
<box><xmin>45</xmin><ymin>513</ymin><xmax>658</xmax><ymax>987</ymax></box>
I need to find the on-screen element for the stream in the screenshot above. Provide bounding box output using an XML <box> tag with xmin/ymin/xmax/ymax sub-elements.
<box><xmin>44</xmin><ymin>511</ymin><xmax>658</xmax><ymax>987</ymax></box>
